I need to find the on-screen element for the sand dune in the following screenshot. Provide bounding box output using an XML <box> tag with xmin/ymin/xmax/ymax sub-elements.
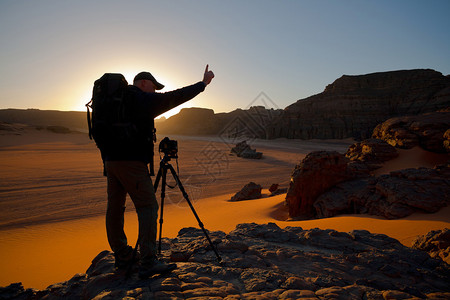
<box><xmin>0</xmin><ymin>126</ymin><xmax>448</xmax><ymax>289</ymax></box>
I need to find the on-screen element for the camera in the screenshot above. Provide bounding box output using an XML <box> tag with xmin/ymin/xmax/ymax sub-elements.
<box><xmin>159</xmin><ymin>137</ymin><xmax>178</xmax><ymax>158</ymax></box>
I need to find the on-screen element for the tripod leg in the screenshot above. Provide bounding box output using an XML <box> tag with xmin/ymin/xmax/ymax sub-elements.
<box><xmin>153</xmin><ymin>164</ymin><xmax>163</xmax><ymax>192</ymax></box>
<box><xmin>167</xmin><ymin>164</ymin><xmax>222</xmax><ymax>263</ymax></box>
<box><xmin>158</xmin><ymin>165</ymin><xmax>167</xmax><ymax>255</ymax></box>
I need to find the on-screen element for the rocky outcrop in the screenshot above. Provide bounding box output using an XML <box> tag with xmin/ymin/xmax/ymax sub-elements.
<box><xmin>412</xmin><ymin>228</ymin><xmax>450</xmax><ymax>265</ymax></box>
<box><xmin>372</xmin><ymin>109</ymin><xmax>450</xmax><ymax>153</ymax></box>
<box><xmin>156</xmin><ymin>106</ymin><xmax>283</xmax><ymax>138</ymax></box>
<box><xmin>345</xmin><ymin>138</ymin><xmax>399</xmax><ymax>171</ymax></box>
<box><xmin>314</xmin><ymin>163</ymin><xmax>450</xmax><ymax>219</ymax></box>
<box><xmin>3</xmin><ymin>223</ymin><xmax>449</xmax><ymax>299</ymax></box>
<box><xmin>285</xmin><ymin>151</ymin><xmax>358</xmax><ymax>219</ymax></box>
<box><xmin>267</xmin><ymin>69</ymin><xmax>450</xmax><ymax>140</ymax></box>
<box><xmin>444</xmin><ymin>129</ymin><xmax>450</xmax><ymax>152</ymax></box>
<box><xmin>286</xmin><ymin>144</ymin><xmax>449</xmax><ymax>220</ymax></box>
<box><xmin>156</xmin><ymin>107</ymin><xmax>219</xmax><ymax>136</ymax></box>
<box><xmin>230</xmin><ymin>141</ymin><xmax>263</xmax><ymax>159</ymax></box>
<box><xmin>230</xmin><ymin>182</ymin><xmax>262</xmax><ymax>201</ymax></box>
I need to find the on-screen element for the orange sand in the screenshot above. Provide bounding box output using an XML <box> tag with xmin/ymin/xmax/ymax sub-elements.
<box><xmin>0</xmin><ymin>128</ymin><xmax>448</xmax><ymax>289</ymax></box>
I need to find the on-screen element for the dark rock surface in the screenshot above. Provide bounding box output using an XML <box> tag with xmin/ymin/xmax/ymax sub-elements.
<box><xmin>285</xmin><ymin>151</ymin><xmax>357</xmax><ymax>219</ymax></box>
<box><xmin>314</xmin><ymin>163</ymin><xmax>450</xmax><ymax>219</ymax></box>
<box><xmin>412</xmin><ymin>228</ymin><xmax>450</xmax><ymax>265</ymax></box>
<box><xmin>267</xmin><ymin>69</ymin><xmax>450</xmax><ymax>140</ymax></box>
<box><xmin>3</xmin><ymin>223</ymin><xmax>449</xmax><ymax>299</ymax></box>
<box><xmin>269</xmin><ymin>184</ymin><xmax>288</xmax><ymax>196</ymax></box>
<box><xmin>230</xmin><ymin>182</ymin><xmax>262</xmax><ymax>201</ymax></box>
<box><xmin>230</xmin><ymin>141</ymin><xmax>263</xmax><ymax>159</ymax></box>
<box><xmin>345</xmin><ymin>138</ymin><xmax>399</xmax><ymax>171</ymax></box>
<box><xmin>372</xmin><ymin>109</ymin><xmax>450</xmax><ymax>153</ymax></box>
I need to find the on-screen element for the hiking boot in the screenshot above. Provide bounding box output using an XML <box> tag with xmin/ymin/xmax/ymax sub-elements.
<box><xmin>138</xmin><ymin>259</ymin><xmax>177</xmax><ymax>279</ymax></box>
<box><xmin>114</xmin><ymin>246</ymin><xmax>134</xmax><ymax>270</ymax></box>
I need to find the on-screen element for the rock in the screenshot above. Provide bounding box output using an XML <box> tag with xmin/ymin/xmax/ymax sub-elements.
<box><xmin>444</xmin><ymin>128</ymin><xmax>450</xmax><ymax>152</ymax></box>
<box><xmin>372</xmin><ymin>109</ymin><xmax>450</xmax><ymax>153</ymax></box>
<box><xmin>269</xmin><ymin>183</ymin><xmax>288</xmax><ymax>196</ymax></box>
<box><xmin>314</xmin><ymin>164</ymin><xmax>450</xmax><ymax>219</ymax></box>
<box><xmin>285</xmin><ymin>151</ymin><xmax>357</xmax><ymax>219</ymax></box>
<box><xmin>230</xmin><ymin>140</ymin><xmax>263</xmax><ymax>159</ymax></box>
<box><xmin>230</xmin><ymin>182</ymin><xmax>262</xmax><ymax>201</ymax></box>
<box><xmin>0</xmin><ymin>282</ymin><xmax>35</xmax><ymax>299</ymax></box>
<box><xmin>267</xmin><ymin>69</ymin><xmax>450</xmax><ymax>140</ymax></box>
<box><xmin>345</xmin><ymin>138</ymin><xmax>399</xmax><ymax>170</ymax></box>
<box><xmin>412</xmin><ymin>228</ymin><xmax>450</xmax><ymax>264</ymax></box>
<box><xmin>269</xmin><ymin>183</ymin><xmax>279</xmax><ymax>193</ymax></box>
<box><xmin>2</xmin><ymin>224</ymin><xmax>449</xmax><ymax>299</ymax></box>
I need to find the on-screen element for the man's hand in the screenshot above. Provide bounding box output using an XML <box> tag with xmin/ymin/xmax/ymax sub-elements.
<box><xmin>202</xmin><ymin>64</ymin><xmax>215</xmax><ymax>86</ymax></box>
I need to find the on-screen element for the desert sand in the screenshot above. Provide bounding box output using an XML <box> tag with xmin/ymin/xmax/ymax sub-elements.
<box><xmin>0</xmin><ymin>126</ymin><xmax>449</xmax><ymax>290</ymax></box>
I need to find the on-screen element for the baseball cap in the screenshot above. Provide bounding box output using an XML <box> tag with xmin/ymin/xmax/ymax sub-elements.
<box><xmin>133</xmin><ymin>72</ymin><xmax>165</xmax><ymax>90</ymax></box>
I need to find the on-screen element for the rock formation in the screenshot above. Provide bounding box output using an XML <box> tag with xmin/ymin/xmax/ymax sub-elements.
<box><xmin>230</xmin><ymin>182</ymin><xmax>262</xmax><ymax>201</ymax></box>
<box><xmin>345</xmin><ymin>138</ymin><xmax>399</xmax><ymax>171</ymax></box>
<box><xmin>285</xmin><ymin>151</ymin><xmax>357</xmax><ymax>219</ymax></box>
<box><xmin>2</xmin><ymin>224</ymin><xmax>449</xmax><ymax>299</ymax></box>
<box><xmin>267</xmin><ymin>69</ymin><xmax>450</xmax><ymax>140</ymax></box>
<box><xmin>412</xmin><ymin>228</ymin><xmax>450</xmax><ymax>265</ymax></box>
<box><xmin>230</xmin><ymin>141</ymin><xmax>263</xmax><ymax>159</ymax></box>
<box><xmin>156</xmin><ymin>107</ymin><xmax>219</xmax><ymax>136</ymax></box>
<box><xmin>314</xmin><ymin>163</ymin><xmax>450</xmax><ymax>219</ymax></box>
<box><xmin>372</xmin><ymin>109</ymin><xmax>450</xmax><ymax>153</ymax></box>
<box><xmin>156</xmin><ymin>106</ymin><xmax>283</xmax><ymax>138</ymax></box>
<box><xmin>286</xmin><ymin>142</ymin><xmax>449</xmax><ymax>220</ymax></box>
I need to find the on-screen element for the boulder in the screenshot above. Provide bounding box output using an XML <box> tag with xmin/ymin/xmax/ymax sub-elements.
<box><xmin>230</xmin><ymin>141</ymin><xmax>263</xmax><ymax>159</ymax></box>
<box><xmin>314</xmin><ymin>163</ymin><xmax>450</xmax><ymax>219</ymax></box>
<box><xmin>412</xmin><ymin>228</ymin><xmax>450</xmax><ymax>264</ymax></box>
<box><xmin>230</xmin><ymin>182</ymin><xmax>262</xmax><ymax>201</ymax></box>
<box><xmin>372</xmin><ymin>109</ymin><xmax>450</xmax><ymax>153</ymax></box>
<box><xmin>345</xmin><ymin>138</ymin><xmax>399</xmax><ymax>170</ymax></box>
<box><xmin>268</xmin><ymin>183</ymin><xmax>287</xmax><ymax>196</ymax></box>
<box><xmin>285</xmin><ymin>151</ymin><xmax>357</xmax><ymax>219</ymax></box>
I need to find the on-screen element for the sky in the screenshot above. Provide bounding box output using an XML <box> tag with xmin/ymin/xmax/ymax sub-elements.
<box><xmin>1</xmin><ymin>0</ymin><xmax>449</xmax><ymax>119</ymax></box>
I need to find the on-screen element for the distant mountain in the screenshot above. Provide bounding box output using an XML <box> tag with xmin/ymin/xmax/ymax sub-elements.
<box><xmin>267</xmin><ymin>69</ymin><xmax>450</xmax><ymax>140</ymax></box>
<box><xmin>0</xmin><ymin>109</ymin><xmax>87</xmax><ymax>132</ymax></box>
<box><xmin>156</xmin><ymin>106</ymin><xmax>283</xmax><ymax>139</ymax></box>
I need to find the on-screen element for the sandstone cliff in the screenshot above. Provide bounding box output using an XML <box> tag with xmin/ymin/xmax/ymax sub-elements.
<box><xmin>267</xmin><ymin>69</ymin><xmax>450</xmax><ymax>140</ymax></box>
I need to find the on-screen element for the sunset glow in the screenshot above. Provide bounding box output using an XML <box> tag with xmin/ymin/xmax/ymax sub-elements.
<box><xmin>1</xmin><ymin>1</ymin><xmax>449</xmax><ymax>114</ymax></box>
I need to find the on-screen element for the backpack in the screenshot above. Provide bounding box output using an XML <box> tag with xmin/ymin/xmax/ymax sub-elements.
<box><xmin>85</xmin><ymin>73</ymin><xmax>155</xmax><ymax>175</ymax></box>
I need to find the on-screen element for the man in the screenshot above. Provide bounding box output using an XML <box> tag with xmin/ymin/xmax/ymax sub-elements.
<box><xmin>103</xmin><ymin>65</ymin><xmax>214</xmax><ymax>278</ymax></box>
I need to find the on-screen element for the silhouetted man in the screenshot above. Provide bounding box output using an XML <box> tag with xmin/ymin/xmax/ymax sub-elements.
<box><xmin>104</xmin><ymin>65</ymin><xmax>214</xmax><ymax>278</ymax></box>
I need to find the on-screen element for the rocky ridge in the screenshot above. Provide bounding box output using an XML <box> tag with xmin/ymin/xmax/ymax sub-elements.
<box><xmin>2</xmin><ymin>223</ymin><xmax>449</xmax><ymax>299</ymax></box>
<box><xmin>267</xmin><ymin>69</ymin><xmax>450</xmax><ymax>140</ymax></box>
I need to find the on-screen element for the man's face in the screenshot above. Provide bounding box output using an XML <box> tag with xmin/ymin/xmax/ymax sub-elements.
<box><xmin>139</xmin><ymin>80</ymin><xmax>156</xmax><ymax>93</ymax></box>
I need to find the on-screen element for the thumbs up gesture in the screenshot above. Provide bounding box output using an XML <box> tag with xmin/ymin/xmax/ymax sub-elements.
<box><xmin>202</xmin><ymin>64</ymin><xmax>215</xmax><ymax>86</ymax></box>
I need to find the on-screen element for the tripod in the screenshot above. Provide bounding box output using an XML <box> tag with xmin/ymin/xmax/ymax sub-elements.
<box><xmin>153</xmin><ymin>152</ymin><xmax>222</xmax><ymax>263</ymax></box>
